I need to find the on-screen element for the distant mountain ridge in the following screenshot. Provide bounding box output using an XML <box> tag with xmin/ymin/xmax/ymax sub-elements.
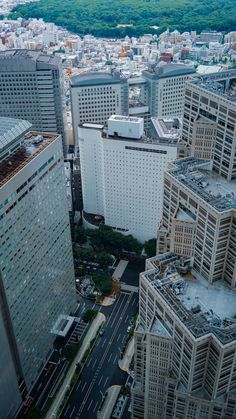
<box><xmin>11</xmin><ymin>0</ymin><xmax>236</xmax><ymax>38</ymax></box>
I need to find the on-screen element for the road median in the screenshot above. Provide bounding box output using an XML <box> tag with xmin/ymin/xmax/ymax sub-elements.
<box><xmin>45</xmin><ymin>312</ymin><xmax>105</xmax><ymax>419</ymax></box>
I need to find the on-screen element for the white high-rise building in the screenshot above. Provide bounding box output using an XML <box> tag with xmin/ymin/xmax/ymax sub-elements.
<box><xmin>0</xmin><ymin>117</ymin><xmax>76</xmax><ymax>403</ymax></box>
<box><xmin>79</xmin><ymin>115</ymin><xmax>177</xmax><ymax>242</ymax></box>
<box><xmin>70</xmin><ymin>71</ymin><xmax>128</xmax><ymax>151</ymax></box>
<box><xmin>0</xmin><ymin>49</ymin><xmax>67</xmax><ymax>155</ymax></box>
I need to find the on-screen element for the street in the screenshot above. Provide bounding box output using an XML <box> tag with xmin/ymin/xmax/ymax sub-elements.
<box><xmin>60</xmin><ymin>291</ymin><xmax>139</xmax><ymax>419</ymax></box>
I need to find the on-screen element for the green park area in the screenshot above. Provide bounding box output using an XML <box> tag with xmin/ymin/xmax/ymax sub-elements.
<box><xmin>73</xmin><ymin>225</ymin><xmax>156</xmax><ymax>296</ymax></box>
<box><xmin>10</xmin><ymin>0</ymin><xmax>236</xmax><ymax>38</ymax></box>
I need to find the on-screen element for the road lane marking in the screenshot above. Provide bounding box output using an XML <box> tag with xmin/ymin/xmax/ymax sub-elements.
<box><xmin>117</xmin><ymin>333</ymin><xmax>121</xmax><ymax>342</ymax></box>
<box><xmin>76</xmin><ymin>381</ymin><xmax>81</xmax><ymax>391</ymax></box>
<box><xmin>37</xmin><ymin>382</ymin><xmax>42</xmax><ymax>391</ymax></box>
<box><xmin>81</xmin><ymin>381</ymin><xmax>87</xmax><ymax>392</ymax></box>
<box><xmin>92</xmin><ymin>359</ymin><xmax>97</xmax><ymax>368</ymax></box>
<box><xmin>113</xmin><ymin>354</ymin><xmax>118</xmax><ymax>365</ymax></box>
<box><xmin>108</xmin><ymin>352</ymin><xmax>113</xmax><ymax>363</ymax></box>
<box><xmin>93</xmin><ymin>401</ymin><xmax>99</xmax><ymax>413</ymax></box>
<box><xmin>98</xmin><ymin>375</ymin><xmax>103</xmax><ymax>386</ymax></box>
<box><xmin>101</xmin><ymin>338</ymin><xmax>107</xmax><ymax>348</ymax></box>
<box><xmin>106</xmin><ymin>294</ymin><xmax>124</xmax><ymax>326</ymax></box>
<box><xmin>87</xmin><ymin>358</ymin><xmax>92</xmax><ymax>367</ymax></box>
<box><xmin>69</xmin><ymin>406</ymin><xmax>75</xmax><ymax>418</ymax></box>
<box><xmin>125</xmin><ymin>314</ymin><xmax>129</xmax><ymax>323</ymax></box>
<box><xmin>77</xmin><ymin>292</ymin><xmax>133</xmax><ymax>414</ymax></box>
<box><xmin>64</xmin><ymin>404</ymin><xmax>70</xmax><ymax>416</ymax></box>
<box><xmin>87</xmin><ymin>399</ymin><xmax>93</xmax><ymax>411</ymax></box>
<box><xmin>103</xmin><ymin>376</ymin><xmax>109</xmax><ymax>389</ymax></box>
<box><xmin>132</xmin><ymin>298</ymin><xmax>136</xmax><ymax>306</ymax></box>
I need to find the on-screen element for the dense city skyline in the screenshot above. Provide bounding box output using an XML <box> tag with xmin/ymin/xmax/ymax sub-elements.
<box><xmin>0</xmin><ymin>4</ymin><xmax>236</xmax><ymax>419</ymax></box>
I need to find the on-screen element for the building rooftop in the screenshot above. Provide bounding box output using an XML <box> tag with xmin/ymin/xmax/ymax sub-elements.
<box><xmin>151</xmin><ymin>117</ymin><xmax>182</xmax><ymax>142</ymax></box>
<box><xmin>0</xmin><ymin>131</ymin><xmax>58</xmax><ymax>189</ymax></box>
<box><xmin>190</xmin><ymin>69</ymin><xmax>236</xmax><ymax>102</ymax></box>
<box><xmin>175</xmin><ymin>208</ymin><xmax>194</xmax><ymax>222</ymax></box>
<box><xmin>109</xmin><ymin>115</ymin><xmax>142</xmax><ymax>123</ymax></box>
<box><xmin>151</xmin><ymin>318</ymin><xmax>171</xmax><ymax>337</ymax></box>
<box><xmin>70</xmin><ymin>71</ymin><xmax>127</xmax><ymax>87</ymax></box>
<box><xmin>143</xmin><ymin>63</ymin><xmax>195</xmax><ymax>79</ymax></box>
<box><xmin>0</xmin><ymin>49</ymin><xmax>61</xmax><ymax>71</ymax></box>
<box><xmin>144</xmin><ymin>253</ymin><xmax>236</xmax><ymax>344</ymax></box>
<box><xmin>0</xmin><ymin>117</ymin><xmax>32</xmax><ymax>154</ymax></box>
<box><xmin>128</xmin><ymin>76</ymin><xmax>146</xmax><ymax>85</ymax></box>
<box><xmin>169</xmin><ymin>157</ymin><xmax>236</xmax><ymax>212</ymax></box>
<box><xmin>80</xmin><ymin>120</ymin><xmax>180</xmax><ymax>148</ymax></box>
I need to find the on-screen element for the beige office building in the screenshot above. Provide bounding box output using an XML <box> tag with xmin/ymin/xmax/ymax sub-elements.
<box><xmin>132</xmin><ymin>71</ymin><xmax>236</xmax><ymax>419</ymax></box>
<box><xmin>132</xmin><ymin>253</ymin><xmax>236</xmax><ymax>419</ymax></box>
<box><xmin>182</xmin><ymin>70</ymin><xmax>236</xmax><ymax>180</ymax></box>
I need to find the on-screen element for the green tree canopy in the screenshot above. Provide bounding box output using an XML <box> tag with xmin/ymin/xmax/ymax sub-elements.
<box><xmin>144</xmin><ymin>238</ymin><xmax>156</xmax><ymax>258</ymax></box>
<box><xmin>11</xmin><ymin>0</ymin><xmax>236</xmax><ymax>38</ymax></box>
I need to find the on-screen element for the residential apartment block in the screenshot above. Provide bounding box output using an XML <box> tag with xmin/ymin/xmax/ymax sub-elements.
<box><xmin>78</xmin><ymin>115</ymin><xmax>178</xmax><ymax>242</ymax></box>
<box><xmin>0</xmin><ymin>49</ymin><xmax>67</xmax><ymax>154</ymax></box>
<box><xmin>0</xmin><ymin>117</ymin><xmax>76</xmax><ymax>410</ymax></box>
<box><xmin>70</xmin><ymin>71</ymin><xmax>128</xmax><ymax>150</ymax></box>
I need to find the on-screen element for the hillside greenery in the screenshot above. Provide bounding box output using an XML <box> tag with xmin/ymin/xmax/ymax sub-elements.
<box><xmin>11</xmin><ymin>0</ymin><xmax>236</xmax><ymax>38</ymax></box>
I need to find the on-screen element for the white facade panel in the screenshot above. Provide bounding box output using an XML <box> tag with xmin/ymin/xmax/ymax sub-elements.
<box><xmin>79</xmin><ymin>124</ymin><xmax>177</xmax><ymax>242</ymax></box>
<box><xmin>108</xmin><ymin>115</ymin><xmax>144</xmax><ymax>139</ymax></box>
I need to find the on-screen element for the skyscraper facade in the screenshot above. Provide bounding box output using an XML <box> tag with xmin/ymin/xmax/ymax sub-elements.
<box><xmin>132</xmin><ymin>253</ymin><xmax>236</xmax><ymax>419</ymax></box>
<box><xmin>182</xmin><ymin>70</ymin><xmax>236</xmax><ymax>180</ymax></box>
<box><xmin>132</xmin><ymin>71</ymin><xmax>236</xmax><ymax>418</ymax></box>
<box><xmin>143</xmin><ymin>63</ymin><xmax>196</xmax><ymax>119</ymax></box>
<box><xmin>0</xmin><ymin>117</ymin><xmax>76</xmax><ymax>400</ymax></box>
<box><xmin>78</xmin><ymin>115</ymin><xmax>178</xmax><ymax>242</ymax></box>
<box><xmin>0</xmin><ymin>49</ymin><xmax>67</xmax><ymax>154</ymax></box>
<box><xmin>70</xmin><ymin>71</ymin><xmax>129</xmax><ymax>150</ymax></box>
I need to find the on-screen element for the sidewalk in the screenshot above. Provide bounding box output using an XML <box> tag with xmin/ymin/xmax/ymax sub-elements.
<box><xmin>101</xmin><ymin>296</ymin><xmax>116</xmax><ymax>306</ymax></box>
<box><xmin>46</xmin><ymin>312</ymin><xmax>105</xmax><ymax>419</ymax></box>
<box><xmin>118</xmin><ymin>337</ymin><xmax>134</xmax><ymax>372</ymax></box>
<box><xmin>113</xmin><ymin>259</ymin><xmax>129</xmax><ymax>281</ymax></box>
<box><xmin>97</xmin><ymin>385</ymin><xmax>121</xmax><ymax>419</ymax></box>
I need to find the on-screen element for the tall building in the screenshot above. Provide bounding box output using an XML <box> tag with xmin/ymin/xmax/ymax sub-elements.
<box><xmin>0</xmin><ymin>49</ymin><xmax>67</xmax><ymax>154</ymax></box>
<box><xmin>0</xmin><ymin>117</ymin><xmax>76</xmax><ymax>402</ymax></box>
<box><xmin>143</xmin><ymin>63</ymin><xmax>195</xmax><ymax>119</ymax></box>
<box><xmin>0</xmin><ymin>309</ymin><xmax>22</xmax><ymax>418</ymax></box>
<box><xmin>132</xmin><ymin>71</ymin><xmax>236</xmax><ymax>419</ymax></box>
<box><xmin>70</xmin><ymin>71</ymin><xmax>128</xmax><ymax>151</ymax></box>
<box><xmin>132</xmin><ymin>253</ymin><xmax>236</xmax><ymax>419</ymax></box>
<box><xmin>78</xmin><ymin>115</ymin><xmax>177</xmax><ymax>242</ymax></box>
<box><xmin>158</xmin><ymin>157</ymin><xmax>236</xmax><ymax>286</ymax></box>
<box><xmin>182</xmin><ymin>70</ymin><xmax>236</xmax><ymax>180</ymax></box>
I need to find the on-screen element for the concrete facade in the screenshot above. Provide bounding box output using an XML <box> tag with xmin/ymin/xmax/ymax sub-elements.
<box><xmin>143</xmin><ymin>64</ymin><xmax>196</xmax><ymax>119</ymax></box>
<box><xmin>0</xmin><ymin>49</ymin><xmax>67</xmax><ymax>154</ymax></box>
<box><xmin>132</xmin><ymin>253</ymin><xmax>236</xmax><ymax>419</ymax></box>
<box><xmin>0</xmin><ymin>119</ymin><xmax>76</xmax><ymax>401</ymax></box>
<box><xmin>78</xmin><ymin>116</ymin><xmax>178</xmax><ymax>242</ymax></box>
<box><xmin>182</xmin><ymin>70</ymin><xmax>236</xmax><ymax>180</ymax></box>
<box><xmin>70</xmin><ymin>71</ymin><xmax>128</xmax><ymax>150</ymax></box>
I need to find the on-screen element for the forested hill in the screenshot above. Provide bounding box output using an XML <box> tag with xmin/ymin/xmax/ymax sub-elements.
<box><xmin>11</xmin><ymin>0</ymin><xmax>236</xmax><ymax>38</ymax></box>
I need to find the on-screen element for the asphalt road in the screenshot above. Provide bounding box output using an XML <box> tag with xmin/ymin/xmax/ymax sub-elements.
<box><xmin>16</xmin><ymin>300</ymin><xmax>95</xmax><ymax>418</ymax></box>
<box><xmin>60</xmin><ymin>290</ymin><xmax>139</xmax><ymax>419</ymax></box>
<box><xmin>120</xmin><ymin>260</ymin><xmax>145</xmax><ymax>287</ymax></box>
